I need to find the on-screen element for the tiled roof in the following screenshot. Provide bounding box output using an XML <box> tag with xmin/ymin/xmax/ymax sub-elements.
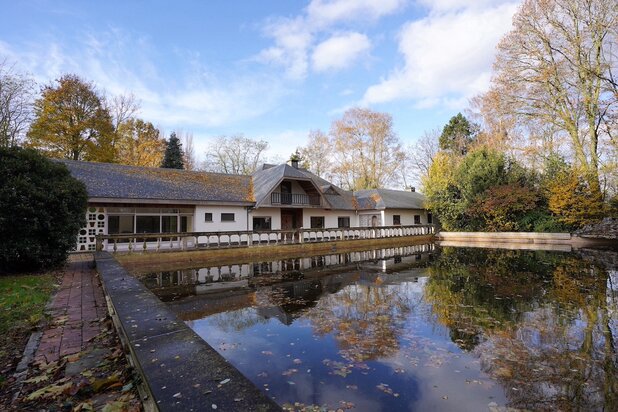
<box><xmin>60</xmin><ymin>160</ymin><xmax>426</xmax><ymax>211</ymax></box>
<box><xmin>354</xmin><ymin>188</ymin><xmax>425</xmax><ymax>210</ymax></box>
<box><xmin>59</xmin><ymin>160</ymin><xmax>254</xmax><ymax>204</ymax></box>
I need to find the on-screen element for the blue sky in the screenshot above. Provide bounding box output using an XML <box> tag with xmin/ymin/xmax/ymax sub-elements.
<box><xmin>0</xmin><ymin>0</ymin><xmax>520</xmax><ymax>162</ymax></box>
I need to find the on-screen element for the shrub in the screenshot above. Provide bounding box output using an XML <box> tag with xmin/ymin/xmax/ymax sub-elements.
<box><xmin>0</xmin><ymin>148</ymin><xmax>87</xmax><ymax>273</ymax></box>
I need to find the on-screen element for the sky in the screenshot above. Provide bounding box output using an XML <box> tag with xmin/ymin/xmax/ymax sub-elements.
<box><xmin>0</xmin><ymin>0</ymin><xmax>521</xmax><ymax>163</ymax></box>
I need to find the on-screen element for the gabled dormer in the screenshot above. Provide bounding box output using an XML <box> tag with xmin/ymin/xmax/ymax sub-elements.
<box><xmin>252</xmin><ymin>163</ymin><xmax>327</xmax><ymax>208</ymax></box>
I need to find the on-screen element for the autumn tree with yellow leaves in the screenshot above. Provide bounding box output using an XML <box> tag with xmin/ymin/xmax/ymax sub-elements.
<box><xmin>27</xmin><ymin>74</ymin><xmax>115</xmax><ymax>162</ymax></box>
<box><xmin>115</xmin><ymin>118</ymin><xmax>166</xmax><ymax>167</ymax></box>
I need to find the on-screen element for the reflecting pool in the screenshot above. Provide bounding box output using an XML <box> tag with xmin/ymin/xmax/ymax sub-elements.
<box><xmin>140</xmin><ymin>245</ymin><xmax>618</xmax><ymax>411</ymax></box>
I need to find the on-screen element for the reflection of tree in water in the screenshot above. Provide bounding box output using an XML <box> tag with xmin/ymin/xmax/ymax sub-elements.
<box><xmin>209</xmin><ymin>307</ymin><xmax>268</xmax><ymax>332</ymax></box>
<box><xmin>425</xmin><ymin>247</ymin><xmax>554</xmax><ymax>350</ymax></box>
<box><xmin>426</xmin><ymin>247</ymin><xmax>617</xmax><ymax>410</ymax></box>
<box><xmin>307</xmin><ymin>280</ymin><xmax>416</xmax><ymax>363</ymax></box>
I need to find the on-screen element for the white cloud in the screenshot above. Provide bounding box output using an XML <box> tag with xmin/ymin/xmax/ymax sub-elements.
<box><xmin>362</xmin><ymin>2</ymin><xmax>518</xmax><ymax>107</ymax></box>
<box><xmin>312</xmin><ymin>32</ymin><xmax>370</xmax><ymax>72</ymax></box>
<box><xmin>416</xmin><ymin>0</ymin><xmax>514</xmax><ymax>13</ymax></box>
<box><xmin>256</xmin><ymin>17</ymin><xmax>313</xmax><ymax>79</ymax></box>
<box><xmin>256</xmin><ymin>0</ymin><xmax>404</xmax><ymax>78</ymax></box>
<box><xmin>1</xmin><ymin>31</ymin><xmax>287</xmax><ymax>130</ymax></box>
<box><xmin>307</xmin><ymin>0</ymin><xmax>406</xmax><ymax>27</ymax></box>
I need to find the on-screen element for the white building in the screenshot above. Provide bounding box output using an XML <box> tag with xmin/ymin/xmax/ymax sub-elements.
<box><xmin>61</xmin><ymin>160</ymin><xmax>431</xmax><ymax>251</ymax></box>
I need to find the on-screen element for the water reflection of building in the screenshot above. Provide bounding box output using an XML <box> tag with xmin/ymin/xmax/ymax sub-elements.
<box><xmin>142</xmin><ymin>243</ymin><xmax>435</xmax><ymax>299</ymax></box>
<box><xmin>150</xmin><ymin>245</ymin><xmax>433</xmax><ymax>322</ymax></box>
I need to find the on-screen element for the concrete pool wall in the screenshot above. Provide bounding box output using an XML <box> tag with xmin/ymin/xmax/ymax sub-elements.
<box><xmin>95</xmin><ymin>251</ymin><xmax>281</xmax><ymax>411</ymax></box>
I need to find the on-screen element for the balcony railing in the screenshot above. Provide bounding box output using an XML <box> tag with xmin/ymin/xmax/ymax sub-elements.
<box><xmin>271</xmin><ymin>192</ymin><xmax>321</xmax><ymax>206</ymax></box>
<box><xmin>96</xmin><ymin>224</ymin><xmax>435</xmax><ymax>253</ymax></box>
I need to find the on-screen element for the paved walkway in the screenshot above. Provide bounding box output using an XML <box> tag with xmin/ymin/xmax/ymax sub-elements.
<box><xmin>35</xmin><ymin>254</ymin><xmax>108</xmax><ymax>363</ymax></box>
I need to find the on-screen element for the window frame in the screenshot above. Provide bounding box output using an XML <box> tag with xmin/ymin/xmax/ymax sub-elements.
<box><xmin>393</xmin><ymin>215</ymin><xmax>401</xmax><ymax>226</ymax></box>
<box><xmin>205</xmin><ymin>212</ymin><xmax>213</xmax><ymax>222</ymax></box>
<box><xmin>253</xmin><ymin>216</ymin><xmax>272</xmax><ymax>231</ymax></box>
<box><xmin>337</xmin><ymin>216</ymin><xmax>350</xmax><ymax>228</ymax></box>
<box><xmin>221</xmin><ymin>212</ymin><xmax>235</xmax><ymax>222</ymax></box>
<box><xmin>414</xmin><ymin>215</ymin><xmax>421</xmax><ymax>225</ymax></box>
<box><xmin>310</xmin><ymin>216</ymin><xmax>325</xmax><ymax>229</ymax></box>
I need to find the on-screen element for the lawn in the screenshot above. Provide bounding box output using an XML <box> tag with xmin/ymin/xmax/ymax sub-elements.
<box><xmin>0</xmin><ymin>273</ymin><xmax>56</xmax><ymax>386</ymax></box>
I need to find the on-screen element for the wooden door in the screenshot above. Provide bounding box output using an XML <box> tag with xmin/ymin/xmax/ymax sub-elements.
<box><xmin>281</xmin><ymin>213</ymin><xmax>293</xmax><ymax>230</ymax></box>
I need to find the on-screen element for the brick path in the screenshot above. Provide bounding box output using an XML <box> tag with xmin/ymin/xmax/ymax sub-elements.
<box><xmin>35</xmin><ymin>254</ymin><xmax>108</xmax><ymax>363</ymax></box>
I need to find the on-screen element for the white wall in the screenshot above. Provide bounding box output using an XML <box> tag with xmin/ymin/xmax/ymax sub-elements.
<box><xmin>383</xmin><ymin>209</ymin><xmax>428</xmax><ymax>226</ymax></box>
<box><xmin>302</xmin><ymin>210</ymin><xmax>357</xmax><ymax>229</ymax></box>
<box><xmin>248</xmin><ymin>207</ymin><xmax>282</xmax><ymax>230</ymax></box>
<box><xmin>358</xmin><ymin>212</ymin><xmax>382</xmax><ymax>227</ymax></box>
<box><xmin>194</xmin><ymin>205</ymin><xmax>249</xmax><ymax>232</ymax></box>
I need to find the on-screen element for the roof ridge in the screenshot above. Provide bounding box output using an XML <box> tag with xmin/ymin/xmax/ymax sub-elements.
<box><xmin>57</xmin><ymin>159</ymin><xmax>252</xmax><ymax>178</ymax></box>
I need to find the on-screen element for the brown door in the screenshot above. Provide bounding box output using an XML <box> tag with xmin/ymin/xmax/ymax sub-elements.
<box><xmin>281</xmin><ymin>209</ymin><xmax>303</xmax><ymax>242</ymax></box>
<box><xmin>281</xmin><ymin>213</ymin><xmax>293</xmax><ymax>230</ymax></box>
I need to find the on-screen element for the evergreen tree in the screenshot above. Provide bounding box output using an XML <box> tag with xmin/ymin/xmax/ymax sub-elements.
<box><xmin>161</xmin><ymin>132</ymin><xmax>185</xmax><ymax>169</ymax></box>
<box><xmin>439</xmin><ymin>113</ymin><xmax>477</xmax><ymax>155</ymax></box>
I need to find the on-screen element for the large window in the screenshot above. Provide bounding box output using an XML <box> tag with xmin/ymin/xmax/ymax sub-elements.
<box><xmin>338</xmin><ymin>217</ymin><xmax>350</xmax><ymax>228</ymax></box>
<box><xmin>136</xmin><ymin>216</ymin><xmax>160</xmax><ymax>233</ymax></box>
<box><xmin>221</xmin><ymin>213</ymin><xmax>235</xmax><ymax>222</ymax></box>
<box><xmin>414</xmin><ymin>215</ymin><xmax>421</xmax><ymax>224</ymax></box>
<box><xmin>162</xmin><ymin>216</ymin><xmax>178</xmax><ymax>233</ymax></box>
<box><xmin>253</xmin><ymin>217</ymin><xmax>271</xmax><ymax>230</ymax></box>
<box><xmin>108</xmin><ymin>215</ymin><xmax>134</xmax><ymax>234</ymax></box>
<box><xmin>393</xmin><ymin>215</ymin><xmax>401</xmax><ymax>225</ymax></box>
<box><xmin>310</xmin><ymin>216</ymin><xmax>325</xmax><ymax>229</ymax></box>
<box><xmin>107</xmin><ymin>207</ymin><xmax>193</xmax><ymax>235</ymax></box>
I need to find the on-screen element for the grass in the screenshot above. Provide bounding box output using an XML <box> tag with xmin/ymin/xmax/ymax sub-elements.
<box><xmin>0</xmin><ymin>274</ymin><xmax>56</xmax><ymax>334</ymax></box>
<box><xmin>0</xmin><ymin>273</ymin><xmax>56</xmax><ymax>386</ymax></box>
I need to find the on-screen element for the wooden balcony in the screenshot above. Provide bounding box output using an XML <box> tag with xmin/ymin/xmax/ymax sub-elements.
<box><xmin>271</xmin><ymin>192</ymin><xmax>321</xmax><ymax>206</ymax></box>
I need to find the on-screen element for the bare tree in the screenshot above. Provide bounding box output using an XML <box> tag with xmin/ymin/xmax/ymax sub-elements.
<box><xmin>179</xmin><ymin>130</ymin><xmax>197</xmax><ymax>171</ymax></box>
<box><xmin>330</xmin><ymin>107</ymin><xmax>405</xmax><ymax>190</ymax></box>
<box><xmin>203</xmin><ymin>134</ymin><xmax>269</xmax><ymax>175</ymax></box>
<box><xmin>0</xmin><ymin>60</ymin><xmax>36</xmax><ymax>148</ymax></box>
<box><xmin>403</xmin><ymin>129</ymin><xmax>440</xmax><ymax>189</ymax></box>
<box><xmin>484</xmin><ymin>0</ymin><xmax>618</xmax><ymax>197</ymax></box>
<box><xmin>108</xmin><ymin>92</ymin><xmax>140</xmax><ymax>132</ymax></box>
<box><xmin>298</xmin><ymin>129</ymin><xmax>333</xmax><ymax>179</ymax></box>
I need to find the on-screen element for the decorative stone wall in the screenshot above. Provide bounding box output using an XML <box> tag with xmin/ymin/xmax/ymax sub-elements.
<box><xmin>76</xmin><ymin>206</ymin><xmax>106</xmax><ymax>251</ymax></box>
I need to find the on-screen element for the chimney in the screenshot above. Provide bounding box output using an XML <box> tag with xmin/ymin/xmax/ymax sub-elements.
<box><xmin>291</xmin><ymin>159</ymin><xmax>299</xmax><ymax>169</ymax></box>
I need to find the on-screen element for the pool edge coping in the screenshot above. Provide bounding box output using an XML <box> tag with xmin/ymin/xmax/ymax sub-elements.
<box><xmin>95</xmin><ymin>251</ymin><xmax>281</xmax><ymax>412</ymax></box>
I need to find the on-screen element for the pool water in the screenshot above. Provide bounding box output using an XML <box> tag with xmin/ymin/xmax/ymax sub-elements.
<box><xmin>141</xmin><ymin>246</ymin><xmax>617</xmax><ymax>411</ymax></box>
